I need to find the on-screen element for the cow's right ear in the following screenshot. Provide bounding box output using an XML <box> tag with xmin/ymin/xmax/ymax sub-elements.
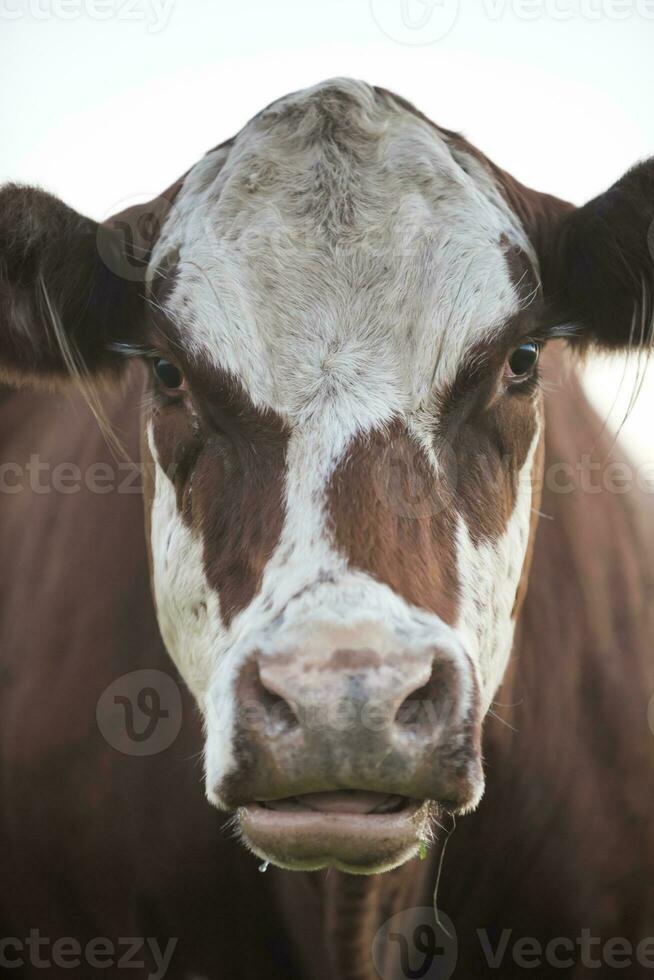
<box><xmin>0</xmin><ymin>184</ymin><xmax>152</xmax><ymax>388</ymax></box>
<box><xmin>506</xmin><ymin>159</ymin><xmax>654</xmax><ymax>352</ymax></box>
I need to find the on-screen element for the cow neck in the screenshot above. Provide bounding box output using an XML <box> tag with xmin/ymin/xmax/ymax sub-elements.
<box><xmin>272</xmin><ymin>848</ymin><xmax>439</xmax><ymax>980</ymax></box>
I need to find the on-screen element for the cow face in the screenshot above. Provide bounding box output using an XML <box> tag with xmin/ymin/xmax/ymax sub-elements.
<box><xmin>141</xmin><ymin>81</ymin><xmax>544</xmax><ymax>872</ymax></box>
<box><xmin>1</xmin><ymin>79</ymin><xmax>652</xmax><ymax>874</ymax></box>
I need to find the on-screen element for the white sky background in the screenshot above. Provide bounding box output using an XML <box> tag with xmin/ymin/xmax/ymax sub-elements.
<box><xmin>1</xmin><ymin>0</ymin><xmax>653</xmax><ymax>461</ymax></box>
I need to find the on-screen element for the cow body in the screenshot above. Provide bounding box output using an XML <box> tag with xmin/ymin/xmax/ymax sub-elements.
<box><xmin>1</xmin><ymin>79</ymin><xmax>654</xmax><ymax>978</ymax></box>
<box><xmin>1</xmin><ymin>361</ymin><xmax>653</xmax><ymax>979</ymax></box>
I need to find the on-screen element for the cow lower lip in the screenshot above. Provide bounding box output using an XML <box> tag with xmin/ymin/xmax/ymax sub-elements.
<box><xmin>238</xmin><ymin>792</ymin><xmax>430</xmax><ymax>873</ymax></box>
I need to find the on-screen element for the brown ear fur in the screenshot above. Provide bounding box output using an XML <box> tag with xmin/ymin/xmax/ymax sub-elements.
<box><xmin>499</xmin><ymin>160</ymin><xmax>654</xmax><ymax>351</ymax></box>
<box><xmin>0</xmin><ymin>180</ymin><xmax>181</xmax><ymax>388</ymax></box>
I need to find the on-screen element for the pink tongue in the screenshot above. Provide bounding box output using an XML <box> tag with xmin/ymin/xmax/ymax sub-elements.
<box><xmin>265</xmin><ymin>791</ymin><xmax>403</xmax><ymax>814</ymax></box>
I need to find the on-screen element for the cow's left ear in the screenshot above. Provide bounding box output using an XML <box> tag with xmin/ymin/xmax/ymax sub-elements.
<box><xmin>0</xmin><ymin>184</ymin><xmax>148</xmax><ymax>387</ymax></box>
<box><xmin>538</xmin><ymin>158</ymin><xmax>654</xmax><ymax>350</ymax></box>
<box><xmin>0</xmin><ymin>182</ymin><xmax>180</xmax><ymax>388</ymax></box>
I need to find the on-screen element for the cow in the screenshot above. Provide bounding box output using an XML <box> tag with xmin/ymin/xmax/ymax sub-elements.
<box><xmin>0</xmin><ymin>78</ymin><xmax>653</xmax><ymax>979</ymax></box>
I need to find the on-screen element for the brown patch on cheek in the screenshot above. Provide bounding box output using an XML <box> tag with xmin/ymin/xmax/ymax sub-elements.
<box><xmin>435</xmin><ymin>335</ymin><xmax>542</xmax><ymax>547</ymax></box>
<box><xmin>149</xmin><ymin>371</ymin><xmax>290</xmax><ymax>627</ymax></box>
<box><xmin>328</xmin><ymin>424</ymin><xmax>459</xmax><ymax>624</ymax></box>
<box><xmin>150</xmin><ymin>401</ymin><xmax>204</xmax><ymax>522</ymax></box>
<box><xmin>447</xmin><ymin>394</ymin><xmax>540</xmax><ymax>546</ymax></box>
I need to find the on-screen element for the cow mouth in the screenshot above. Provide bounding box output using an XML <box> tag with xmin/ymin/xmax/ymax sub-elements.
<box><xmin>237</xmin><ymin>791</ymin><xmax>431</xmax><ymax>873</ymax></box>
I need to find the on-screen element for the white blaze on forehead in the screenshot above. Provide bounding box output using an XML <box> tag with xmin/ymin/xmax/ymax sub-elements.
<box><xmin>455</xmin><ymin>421</ymin><xmax>542</xmax><ymax>710</ymax></box>
<box><xmin>148</xmin><ymin>78</ymin><xmax>532</xmax><ymax>427</ymax></box>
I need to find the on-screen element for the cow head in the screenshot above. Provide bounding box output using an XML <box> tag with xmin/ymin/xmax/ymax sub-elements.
<box><xmin>1</xmin><ymin>80</ymin><xmax>652</xmax><ymax>873</ymax></box>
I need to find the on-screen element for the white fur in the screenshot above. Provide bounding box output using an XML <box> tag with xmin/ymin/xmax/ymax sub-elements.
<box><xmin>455</xmin><ymin>421</ymin><xmax>542</xmax><ymax>712</ymax></box>
<box><xmin>147</xmin><ymin>427</ymin><xmax>224</xmax><ymax>700</ymax></box>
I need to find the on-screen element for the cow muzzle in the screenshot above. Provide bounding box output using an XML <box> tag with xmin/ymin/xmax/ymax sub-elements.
<box><xmin>211</xmin><ymin>625</ymin><xmax>484</xmax><ymax>873</ymax></box>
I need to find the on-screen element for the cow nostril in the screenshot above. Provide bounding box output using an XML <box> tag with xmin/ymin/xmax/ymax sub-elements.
<box><xmin>393</xmin><ymin>660</ymin><xmax>452</xmax><ymax>733</ymax></box>
<box><xmin>252</xmin><ymin>667</ymin><xmax>301</xmax><ymax>735</ymax></box>
<box><xmin>394</xmin><ymin>681</ymin><xmax>436</xmax><ymax>732</ymax></box>
<box><xmin>393</xmin><ymin>658</ymin><xmax>460</xmax><ymax>734</ymax></box>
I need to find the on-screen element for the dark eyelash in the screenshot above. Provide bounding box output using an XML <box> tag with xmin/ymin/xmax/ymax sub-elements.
<box><xmin>107</xmin><ymin>342</ymin><xmax>160</xmax><ymax>359</ymax></box>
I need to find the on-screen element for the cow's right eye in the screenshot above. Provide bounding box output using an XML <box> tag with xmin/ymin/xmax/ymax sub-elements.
<box><xmin>505</xmin><ymin>341</ymin><xmax>540</xmax><ymax>379</ymax></box>
<box><xmin>153</xmin><ymin>358</ymin><xmax>184</xmax><ymax>389</ymax></box>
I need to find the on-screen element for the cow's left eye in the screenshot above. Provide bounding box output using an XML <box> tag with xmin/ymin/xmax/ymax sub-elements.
<box><xmin>506</xmin><ymin>341</ymin><xmax>540</xmax><ymax>379</ymax></box>
<box><xmin>153</xmin><ymin>358</ymin><xmax>184</xmax><ymax>389</ymax></box>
